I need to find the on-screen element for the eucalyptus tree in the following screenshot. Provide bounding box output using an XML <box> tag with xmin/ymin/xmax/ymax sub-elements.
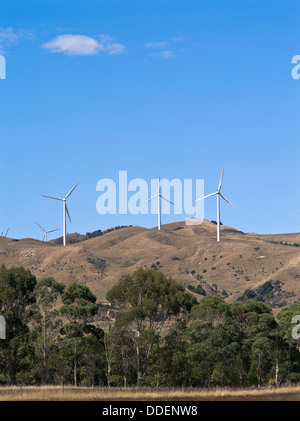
<box><xmin>60</xmin><ymin>283</ymin><xmax>99</xmax><ymax>386</ymax></box>
<box><xmin>33</xmin><ymin>277</ymin><xmax>65</xmax><ymax>384</ymax></box>
<box><xmin>106</xmin><ymin>268</ymin><xmax>196</xmax><ymax>384</ymax></box>
<box><xmin>0</xmin><ymin>265</ymin><xmax>36</xmax><ymax>384</ymax></box>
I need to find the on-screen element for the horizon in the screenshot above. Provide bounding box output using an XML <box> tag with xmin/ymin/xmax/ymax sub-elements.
<box><xmin>2</xmin><ymin>217</ymin><xmax>300</xmax><ymax>241</ymax></box>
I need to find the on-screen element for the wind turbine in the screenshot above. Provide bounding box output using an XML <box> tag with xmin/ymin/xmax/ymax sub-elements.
<box><xmin>145</xmin><ymin>177</ymin><xmax>174</xmax><ymax>231</ymax></box>
<box><xmin>35</xmin><ymin>222</ymin><xmax>59</xmax><ymax>242</ymax></box>
<box><xmin>42</xmin><ymin>183</ymin><xmax>78</xmax><ymax>246</ymax></box>
<box><xmin>1</xmin><ymin>229</ymin><xmax>9</xmax><ymax>237</ymax></box>
<box><xmin>196</xmin><ymin>169</ymin><xmax>235</xmax><ymax>242</ymax></box>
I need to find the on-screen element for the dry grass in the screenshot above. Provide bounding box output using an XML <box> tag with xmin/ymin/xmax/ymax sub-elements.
<box><xmin>0</xmin><ymin>386</ymin><xmax>300</xmax><ymax>401</ymax></box>
<box><xmin>1</xmin><ymin>220</ymin><xmax>300</xmax><ymax>306</ymax></box>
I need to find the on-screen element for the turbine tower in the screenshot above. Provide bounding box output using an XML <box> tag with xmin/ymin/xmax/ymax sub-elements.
<box><xmin>145</xmin><ymin>177</ymin><xmax>174</xmax><ymax>231</ymax></box>
<box><xmin>196</xmin><ymin>169</ymin><xmax>235</xmax><ymax>242</ymax></box>
<box><xmin>42</xmin><ymin>183</ymin><xmax>78</xmax><ymax>246</ymax></box>
<box><xmin>35</xmin><ymin>222</ymin><xmax>59</xmax><ymax>242</ymax></box>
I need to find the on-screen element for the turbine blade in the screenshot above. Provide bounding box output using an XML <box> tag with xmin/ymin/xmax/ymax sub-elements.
<box><xmin>161</xmin><ymin>196</ymin><xmax>174</xmax><ymax>205</ymax></box>
<box><xmin>66</xmin><ymin>204</ymin><xmax>72</xmax><ymax>222</ymax></box>
<box><xmin>218</xmin><ymin>169</ymin><xmax>224</xmax><ymax>191</ymax></box>
<box><xmin>4</xmin><ymin>228</ymin><xmax>9</xmax><ymax>237</ymax></box>
<box><xmin>47</xmin><ymin>229</ymin><xmax>59</xmax><ymax>233</ymax></box>
<box><xmin>35</xmin><ymin>222</ymin><xmax>45</xmax><ymax>232</ymax></box>
<box><xmin>143</xmin><ymin>194</ymin><xmax>159</xmax><ymax>204</ymax></box>
<box><xmin>195</xmin><ymin>192</ymin><xmax>217</xmax><ymax>202</ymax></box>
<box><xmin>65</xmin><ymin>182</ymin><xmax>79</xmax><ymax>199</ymax></box>
<box><xmin>42</xmin><ymin>195</ymin><xmax>63</xmax><ymax>201</ymax></box>
<box><xmin>220</xmin><ymin>193</ymin><xmax>236</xmax><ymax>208</ymax></box>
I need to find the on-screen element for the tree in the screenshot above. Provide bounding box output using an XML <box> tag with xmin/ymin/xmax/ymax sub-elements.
<box><xmin>189</xmin><ymin>297</ymin><xmax>238</xmax><ymax>387</ymax></box>
<box><xmin>251</xmin><ymin>333</ymin><xmax>273</xmax><ymax>387</ymax></box>
<box><xmin>190</xmin><ymin>295</ymin><xmax>230</xmax><ymax>332</ymax></box>
<box><xmin>269</xmin><ymin>324</ymin><xmax>290</xmax><ymax>387</ymax></box>
<box><xmin>187</xmin><ymin>298</ymin><xmax>277</xmax><ymax>388</ymax></box>
<box><xmin>60</xmin><ymin>283</ymin><xmax>99</xmax><ymax>386</ymax></box>
<box><xmin>0</xmin><ymin>265</ymin><xmax>36</xmax><ymax>384</ymax></box>
<box><xmin>80</xmin><ymin>326</ymin><xmax>106</xmax><ymax>386</ymax></box>
<box><xmin>277</xmin><ymin>303</ymin><xmax>300</xmax><ymax>350</ymax></box>
<box><xmin>145</xmin><ymin>320</ymin><xmax>192</xmax><ymax>387</ymax></box>
<box><xmin>246</xmin><ymin>304</ymin><xmax>277</xmax><ymax>387</ymax></box>
<box><xmin>32</xmin><ymin>277</ymin><xmax>65</xmax><ymax>384</ymax></box>
<box><xmin>230</xmin><ymin>300</ymin><xmax>275</xmax><ymax>386</ymax></box>
<box><xmin>277</xmin><ymin>303</ymin><xmax>300</xmax><ymax>384</ymax></box>
<box><xmin>106</xmin><ymin>268</ymin><xmax>196</xmax><ymax>384</ymax></box>
<box><xmin>109</xmin><ymin>324</ymin><xmax>136</xmax><ymax>387</ymax></box>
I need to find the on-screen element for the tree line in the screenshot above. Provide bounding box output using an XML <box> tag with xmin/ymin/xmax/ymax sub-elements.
<box><xmin>0</xmin><ymin>264</ymin><xmax>299</xmax><ymax>387</ymax></box>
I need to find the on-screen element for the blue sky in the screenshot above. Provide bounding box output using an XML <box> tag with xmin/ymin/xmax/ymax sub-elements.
<box><xmin>0</xmin><ymin>0</ymin><xmax>300</xmax><ymax>239</ymax></box>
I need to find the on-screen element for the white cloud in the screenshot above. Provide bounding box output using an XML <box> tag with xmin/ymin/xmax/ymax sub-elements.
<box><xmin>99</xmin><ymin>35</ymin><xmax>126</xmax><ymax>55</ymax></box>
<box><xmin>171</xmin><ymin>36</ymin><xmax>185</xmax><ymax>42</ymax></box>
<box><xmin>145</xmin><ymin>38</ymin><xmax>186</xmax><ymax>59</ymax></box>
<box><xmin>42</xmin><ymin>34</ymin><xmax>126</xmax><ymax>56</ymax></box>
<box><xmin>153</xmin><ymin>50</ymin><xmax>175</xmax><ymax>59</ymax></box>
<box><xmin>106</xmin><ymin>42</ymin><xmax>126</xmax><ymax>55</ymax></box>
<box><xmin>0</xmin><ymin>27</ymin><xmax>31</xmax><ymax>53</ymax></box>
<box><xmin>43</xmin><ymin>35</ymin><xmax>100</xmax><ymax>55</ymax></box>
<box><xmin>0</xmin><ymin>27</ymin><xmax>19</xmax><ymax>44</ymax></box>
<box><xmin>145</xmin><ymin>41</ymin><xmax>169</xmax><ymax>49</ymax></box>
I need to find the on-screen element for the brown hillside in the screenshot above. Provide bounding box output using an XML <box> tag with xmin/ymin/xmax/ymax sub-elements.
<box><xmin>0</xmin><ymin>220</ymin><xmax>299</xmax><ymax>309</ymax></box>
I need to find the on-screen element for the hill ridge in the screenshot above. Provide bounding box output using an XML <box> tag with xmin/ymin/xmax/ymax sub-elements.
<box><xmin>0</xmin><ymin>219</ymin><xmax>300</xmax><ymax>309</ymax></box>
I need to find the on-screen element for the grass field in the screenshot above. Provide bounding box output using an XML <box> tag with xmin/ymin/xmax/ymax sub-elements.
<box><xmin>0</xmin><ymin>386</ymin><xmax>300</xmax><ymax>401</ymax></box>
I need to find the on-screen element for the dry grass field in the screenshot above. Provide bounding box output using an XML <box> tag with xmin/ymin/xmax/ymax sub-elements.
<box><xmin>0</xmin><ymin>386</ymin><xmax>300</xmax><ymax>401</ymax></box>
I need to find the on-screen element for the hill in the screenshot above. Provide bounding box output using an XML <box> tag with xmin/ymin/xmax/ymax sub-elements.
<box><xmin>0</xmin><ymin>220</ymin><xmax>300</xmax><ymax>309</ymax></box>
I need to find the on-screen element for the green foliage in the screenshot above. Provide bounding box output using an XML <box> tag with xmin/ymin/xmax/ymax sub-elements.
<box><xmin>0</xmin><ymin>265</ymin><xmax>37</xmax><ymax>384</ymax></box>
<box><xmin>237</xmin><ymin>281</ymin><xmax>288</xmax><ymax>308</ymax></box>
<box><xmin>107</xmin><ymin>268</ymin><xmax>196</xmax><ymax>318</ymax></box>
<box><xmin>2</xmin><ymin>265</ymin><xmax>300</xmax><ymax>389</ymax></box>
<box><xmin>31</xmin><ymin>277</ymin><xmax>65</xmax><ymax>384</ymax></box>
<box><xmin>106</xmin><ymin>268</ymin><xmax>196</xmax><ymax>383</ymax></box>
<box><xmin>221</xmin><ymin>289</ymin><xmax>229</xmax><ymax>298</ymax></box>
<box><xmin>85</xmin><ymin>226</ymin><xmax>133</xmax><ymax>240</ymax></box>
<box><xmin>187</xmin><ymin>284</ymin><xmax>206</xmax><ymax>296</ymax></box>
<box><xmin>60</xmin><ymin>283</ymin><xmax>100</xmax><ymax>386</ymax></box>
<box><xmin>86</xmin><ymin>257</ymin><xmax>107</xmax><ymax>272</ymax></box>
<box><xmin>85</xmin><ymin>229</ymin><xmax>103</xmax><ymax>239</ymax></box>
<box><xmin>269</xmin><ymin>240</ymin><xmax>300</xmax><ymax>247</ymax></box>
<box><xmin>61</xmin><ymin>283</ymin><xmax>98</xmax><ymax>321</ymax></box>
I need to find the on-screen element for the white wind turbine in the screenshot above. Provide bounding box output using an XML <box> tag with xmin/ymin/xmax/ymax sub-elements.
<box><xmin>145</xmin><ymin>177</ymin><xmax>174</xmax><ymax>231</ymax></box>
<box><xmin>196</xmin><ymin>169</ymin><xmax>236</xmax><ymax>242</ymax></box>
<box><xmin>42</xmin><ymin>183</ymin><xmax>78</xmax><ymax>246</ymax></box>
<box><xmin>35</xmin><ymin>222</ymin><xmax>59</xmax><ymax>242</ymax></box>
